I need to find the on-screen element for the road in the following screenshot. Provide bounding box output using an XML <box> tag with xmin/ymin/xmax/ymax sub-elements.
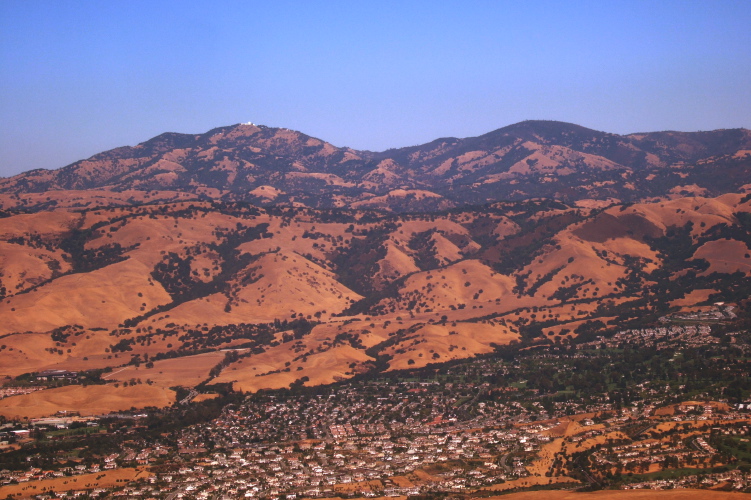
<box><xmin>180</xmin><ymin>390</ymin><xmax>198</xmax><ymax>405</ymax></box>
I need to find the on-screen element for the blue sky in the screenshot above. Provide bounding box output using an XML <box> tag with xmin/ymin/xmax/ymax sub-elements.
<box><xmin>1</xmin><ymin>1</ymin><xmax>750</xmax><ymax>177</ymax></box>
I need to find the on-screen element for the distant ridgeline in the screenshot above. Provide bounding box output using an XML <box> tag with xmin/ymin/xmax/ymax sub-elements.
<box><xmin>1</xmin><ymin>120</ymin><xmax>750</xmax><ymax>212</ymax></box>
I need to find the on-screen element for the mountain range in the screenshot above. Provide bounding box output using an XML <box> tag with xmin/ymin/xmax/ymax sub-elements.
<box><xmin>0</xmin><ymin>120</ymin><xmax>750</xmax><ymax>418</ymax></box>
<box><xmin>2</xmin><ymin>120</ymin><xmax>750</xmax><ymax>212</ymax></box>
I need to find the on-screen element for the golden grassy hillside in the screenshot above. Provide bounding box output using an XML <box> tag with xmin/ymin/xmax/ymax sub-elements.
<box><xmin>0</xmin><ymin>192</ymin><xmax>749</xmax><ymax>417</ymax></box>
<box><xmin>0</xmin><ymin>384</ymin><xmax>175</xmax><ymax>419</ymax></box>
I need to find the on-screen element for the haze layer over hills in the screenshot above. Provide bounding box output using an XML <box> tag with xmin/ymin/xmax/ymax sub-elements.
<box><xmin>0</xmin><ymin>120</ymin><xmax>750</xmax><ymax>416</ymax></box>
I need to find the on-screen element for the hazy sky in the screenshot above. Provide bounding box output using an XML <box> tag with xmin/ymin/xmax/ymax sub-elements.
<box><xmin>1</xmin><ymin>1</ymin><xmax>750</xmax><ymax>177</ymax></box>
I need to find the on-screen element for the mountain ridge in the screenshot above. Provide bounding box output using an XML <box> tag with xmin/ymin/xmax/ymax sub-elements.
<box><xmin>2</xmin><ymin>120</ymin><xmax>750</xmax><ymax>212</ymax></box>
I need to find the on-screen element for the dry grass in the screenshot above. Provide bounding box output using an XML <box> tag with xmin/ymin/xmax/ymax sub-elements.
<box><xmin>375</xmin><ymin>240</ymin><xmax>421</xmax><ymax>283</ymax></box>
<box><xmin>620</xmin><ymin>195</ymin><xmax>741</xmax><ymax>238</ymax></box>
<box><xmin>1</xmin><ymin>193</ymin><xmax>749</xmax><ymax>412</ymax></box>
<box><xmin>495</xmin><ymin>490</ymin><xmax>745</xmax><ymax>500</ymax></box>
<box><xmin>651</xmin><ymin>417</ymin><xmax>751</xmax><ymax>434</ymax></box>
<box><xmin>0</xmin><ymin>384</ymin><xmax>175</xmax><ymax>419</ymax></box>
<box><xmin>378</xmin><ymin>259</ymin><xmax>517</xmax><ymax>314</ymax></box>
<box><xmin>0</xmin><ymin>259</ymin><xmax>172</xmax><ymax>335</ymax></box>
<box><xmin>693</xmin><ymin>239</ymin><xmax>751</xmax><ymax>275</ymax></box>
<box><xmin>192</xmin><ymin>393</ymin><xmax>219</xmax><ymax>403</ymax></box>
<box><xmin>0</xmin><ymin>209</ymin><xmax>81</xmax><ymax>238</ymax></box>
<box><xmin>333</xmin><ymin>480</ymin><xmax>383</xmax><ymax>494</ymax></box>
<box><xmin>0</xmin><ymin>241</ymin><xmax>71</xmax><ymax>294</ymax></box>
<box><xmin>0</xmin><ymin>467</ymin><xmax>151</xmax><ymax>498</ymax></box>
<box><xmin>483</xmin><ymin>475</ymin><xmax>580</xmax><ymax>491</ymax></box>
<box><xmin>106</xmin><ymin>351</ymin><xmax>227</xmax><ymax>389</ymax></box>
<box><xmin>670</xmin><ymin>289</ymin><xmax>718</xmax><ymax>308</ymax></box>
<box><xmin>0</xmin><ymin>188</ymin><xmax>196</xmax><ymax>211</ymax></box>
<box><xmin>0</xmin><ymin>333</ymin><xmax>62</xmax><ymax>378</ymax></box>
<box><xmin>385</xmin><ymin>321</ymin><xmax>518</xmax><ymax>371</ymax></box>
<box><xmin>569</xmin><ymin>431</ymin><xmax>630</xmax><ymax>454</ymax></box>
<box><xmin>526</xmin><ymin>437</ymin><xmax>565</xmax><ymax>476</ymax></box>
<box><xmin>144</xmin><ymin>251</ymin><xmax>361</xmax><ymax>328</ymax></box>
<box><xmin>216</xmin><ymin>343</ymin><xmax>372</xmax><ymax>393</ymax></box>
<box><xmin>389</xmin><ymin>476</ymin><xmax>415</xmax><ymax>488</ymax></box>
<box><xmin>653</xmin><ymin>401</ymin><xmax>732</xmax><ymax>418</ymax></box>
<box><xmin>238</xmin><ymin>217</ymin><xmax>352</xmax><ymax>265</ymax></box>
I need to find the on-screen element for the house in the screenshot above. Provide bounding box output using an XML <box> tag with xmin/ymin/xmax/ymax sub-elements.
<box><xmin>36</xmin><ymin>369</ymin><xmax>78</xmax><ymax>381</ymax></box>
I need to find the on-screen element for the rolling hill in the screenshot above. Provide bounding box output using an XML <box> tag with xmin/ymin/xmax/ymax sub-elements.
<box><xmin>0</xmin><ymin>194</ymin><xmax>750</xmax><ymax>416</ymax></box>
<box><xmin>1</xmin><ymin>121</ymin><xmax>751</xmax><ymax>416</ymax></box>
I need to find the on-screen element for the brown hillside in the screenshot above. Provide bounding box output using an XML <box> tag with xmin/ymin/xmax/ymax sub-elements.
<box><xmin>0</xmin><ymin>192</ymin><xmax>749</xmax><ymax>415</ymax></box>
